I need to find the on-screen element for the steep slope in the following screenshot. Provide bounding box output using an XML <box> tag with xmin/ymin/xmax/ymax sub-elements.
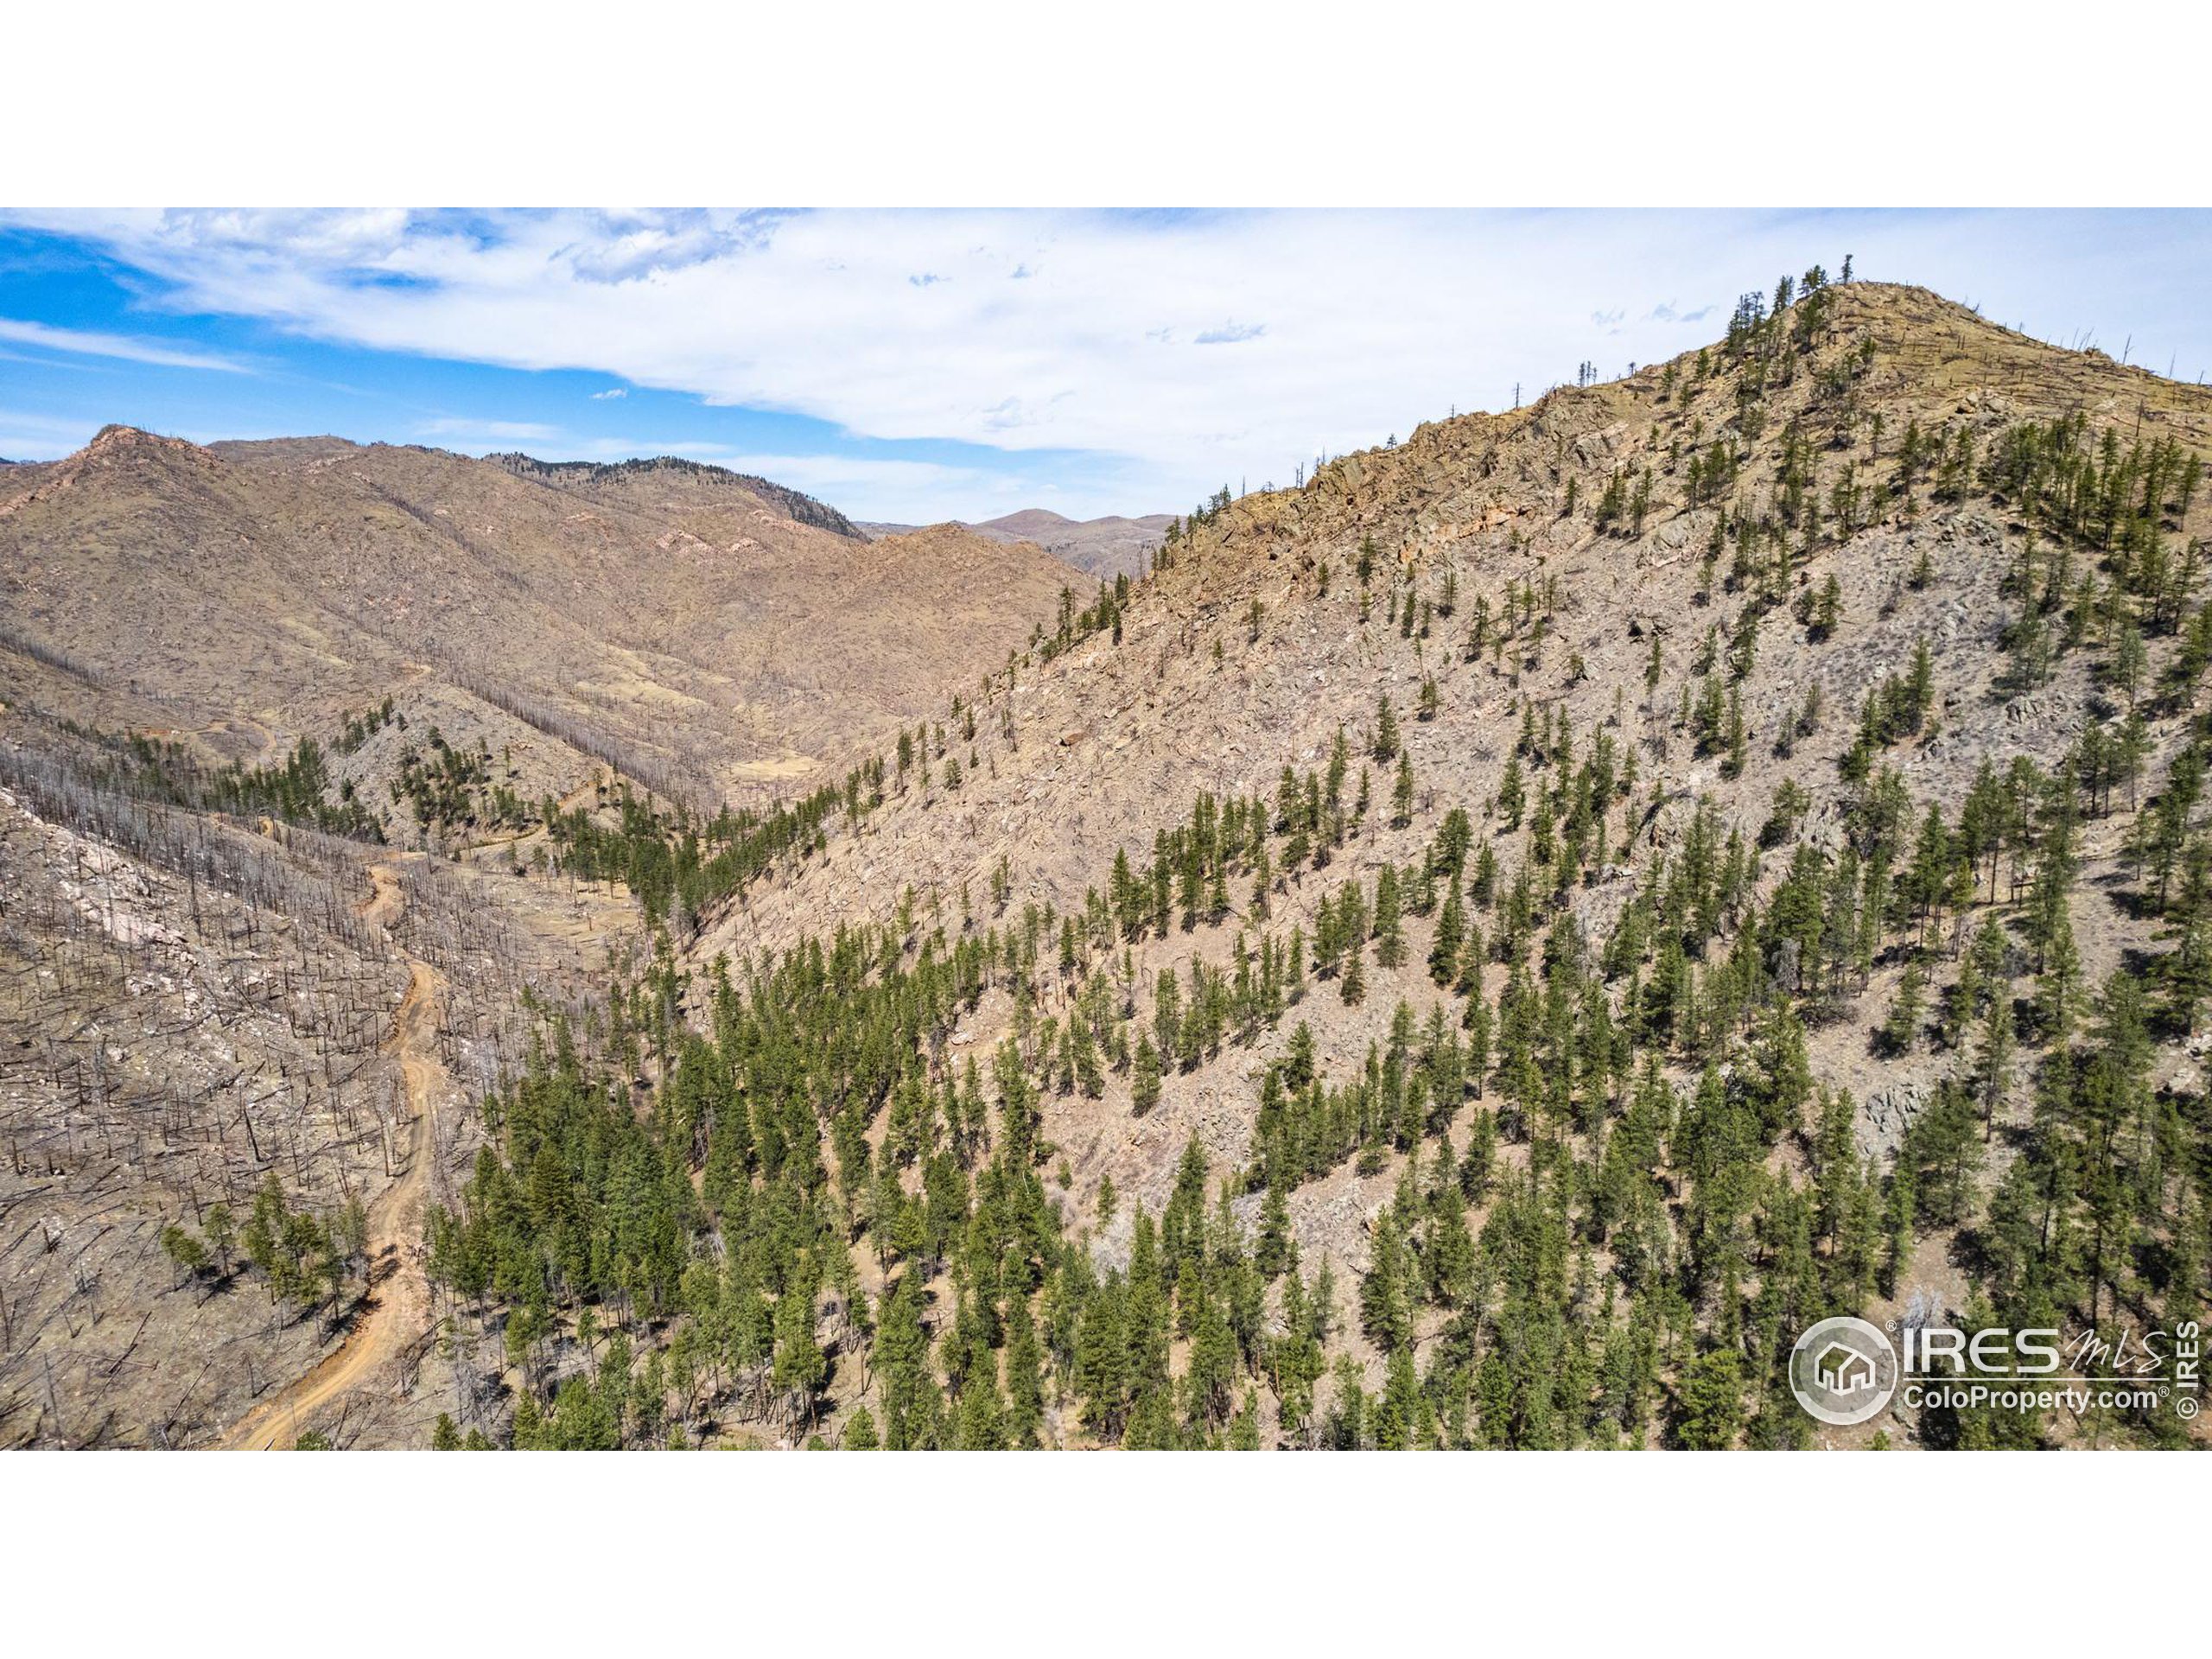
<box><xmin>0</xmin><ymin>696</ymin><xmax>636</xmax><ymax>1447</ymax></box>
<box><xmin>717</xmin><ymin>283</ymin><xmax>2212</xmax><ymax>965</ymax></box>
<box><xmin>660</xmin><ymin>279</ymin><xmax>2211</xmax><ymax>1446</ymax></box>
<box><xmin>0</xmin><ymin>739</ymin><xmax>413</xmax><ymax>1447</ymax></box>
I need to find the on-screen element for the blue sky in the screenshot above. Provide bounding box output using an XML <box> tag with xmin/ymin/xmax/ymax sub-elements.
<box><xmin>3</xmin><ymin>209</ymin><xmax>2209</xmax><ymax>523</ymax></box>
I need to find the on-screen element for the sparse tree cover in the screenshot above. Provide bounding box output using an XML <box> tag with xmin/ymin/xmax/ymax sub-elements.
<box><xmin>10</xmin><ymin>274</ymin><xmax>2210</xmax><ymax>1452</ymax></box>
<box><xmin>404</xmin><ymin>645</ymin><xmax>2212</xmax><ymax>1446</ymax></box>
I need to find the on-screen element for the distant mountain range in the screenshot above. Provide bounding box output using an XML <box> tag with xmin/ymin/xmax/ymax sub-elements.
<box><xmin>860</xmin><ymin>506</ymin><xmax>1173</xmax><ymax>581</ymax></box>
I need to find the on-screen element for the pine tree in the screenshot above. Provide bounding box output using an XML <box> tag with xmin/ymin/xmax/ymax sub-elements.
<box><xmin>1878</xmin><ymin>958</ymin><xmax>1926</xmax><ymax>1055</ymax></box>
<box><xmin>1256</xmin><ymin>1181</ymin><xmax>1292</xmax><ymax>1280</ymax></box>
<box><xmin>1229</xmin><ymin>1389</ymin><xmax>1262</xmax><ymax>1450</ymax></box>
<box><xmin>160</xmin><ymin>1224</ymin><xmax>208</xmax><ymax>1288</ymax></box>
<box><xmin>203</xmin><ymin>1202</ymin><xmax>235</xmax><ymax>1278</ymax></box>
<box><xmin>841</xmin><ymin>1406</ymin><xmax>881</xmax><ymax>1449</ymax></box>
<box><xmin>1430</xmin><ymin>889</ymin><xmax>1466</xmax><ymax>986</ymax></box>
<box><xmin>874</xmin><ymin>1274</ymin><xmax>937</xmax><ymax>1450</ymax></box>
<box><xmin>1974</xmin><ymin>985</ymin><xmax>2015</xmax><ymax>1140</ymax></box>
<box><xmin>1131</xmin><ymin>1035</ymin><xmax>1162</xmax><ymax>1116</ymax></box>
<box><xmin>1373</xmin><ymin>868</ymin><xmax>1405</xmax><ymax>968</ymax></box>
<box><xmin>1675</xmin><ymin>1344</ymin><xmax>1744</xmax><ymax>1449</ymax></box>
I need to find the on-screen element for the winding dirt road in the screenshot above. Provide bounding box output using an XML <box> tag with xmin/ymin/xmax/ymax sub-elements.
<box><xmin>219</xmin><ymin>858</ymin><xmax>446</xmax><ymax>1450</ymax></box>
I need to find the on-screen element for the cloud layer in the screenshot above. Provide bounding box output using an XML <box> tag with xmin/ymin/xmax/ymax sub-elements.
<box><xmin>4</xmin><ymin>209</ymin><xmax>2209</xmax><ymax>518</ymax></box>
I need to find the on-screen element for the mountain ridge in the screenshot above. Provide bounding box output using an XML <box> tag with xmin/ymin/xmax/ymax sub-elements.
<box><xmin>483</xmin><ymin>448</ymin><xmax>865</xmax><ymax>540</ymax></box>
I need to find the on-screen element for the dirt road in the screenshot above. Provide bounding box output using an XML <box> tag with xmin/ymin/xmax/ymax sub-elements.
<box><xmin>218</xmin><ymin>858</ymin><xmax>445</xmax><ymax>1450</ymax></box>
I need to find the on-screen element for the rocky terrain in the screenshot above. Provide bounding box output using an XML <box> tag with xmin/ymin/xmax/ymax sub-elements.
<box><xmin>7</xmin><ymin>279</ymin><xmax>2210</xmax><ymax>1450</ymax></box>
<box><xmin>0</xmin><ymin>701</ymin><xmax>649</xmax><ymax>1446</ymax></box>
<box><xmin>709</xmin><ymin>283</ymin><xmax>2208</xmax><ymax>1200</ymax></box>
<box><xmin>0</xmin><ymin>434</ymin><xmax>1080</xmax><ymax>1444</ymax></box>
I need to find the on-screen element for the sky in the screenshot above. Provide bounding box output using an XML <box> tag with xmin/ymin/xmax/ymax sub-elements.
<box><xmin>3</xmin><ymin>208</ymin><xmax>2209</xmax><ymax>524</ymax></box>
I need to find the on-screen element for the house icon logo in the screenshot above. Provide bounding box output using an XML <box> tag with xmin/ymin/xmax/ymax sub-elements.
<box><xmin>1789</xmin><ymin>1317</ymin><xmax>1898</xmax><ymax>1426</ymax></box>
<box><xmin>1815</xmin><ymin>1342</ymin><xmax>1878</xmax><ymax>1395</ymax></box>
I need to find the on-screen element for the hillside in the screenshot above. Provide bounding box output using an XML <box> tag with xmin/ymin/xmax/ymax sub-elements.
<box><xmin>1</xmin><ymin>431</ymin><xmax>1083</xmax><ymax>812</ymax></box>
<box><xmin>483</xmin><ymin>451</ymin><xmax>868</xmax><ymax>540</ymax></box>
<box><xmin>0</xmin><ymin>432</ymin><xmax>1085</xmax><ymax>1445</ymax></box>
<box><xmin>666</xmin><ymin>279</ymin><xmax>2211</xmax><ymax>1447</ymax></box>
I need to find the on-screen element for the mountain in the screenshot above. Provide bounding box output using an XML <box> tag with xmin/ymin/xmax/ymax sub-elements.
<box><xmin>10</xmin><ymin>280</ymin><xmax>2212</xmax><ymax>1451</ymax></box>
<box><xmin>977</xmin><ymin>508</ymin><xmax>1079</xmax><ymax>537</ymax></box>
<box><xmin>861</xmin><ymin>506</ymin><xmax>1173</xmax><ymax>581</ymax></box>
<box><xmin>1</xmin><ymin>428</ymin><xmax>1083</xmax><ymax>808</ymax></box>
<box><xmin>681</xmin><ymin>281</ymin><xmax>2212</xmax><ymax>1446</ymax></box>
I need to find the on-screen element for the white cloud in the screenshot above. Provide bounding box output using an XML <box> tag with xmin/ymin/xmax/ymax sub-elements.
<box><xmin>0</xmin><ymin>315</ymin><xmax>248</xmax><ymax>372</ymax></box>
<box><xmin>0</xmin><ymin>209</ymin><xmax>1707</xmax><ymax>507</ymax></box>
<box><xmin>590</xmin><ymin>386</ymin><xmax>626</xmax><ymax>399</ymax></box>
<box><xmin>5</xmin><ymin>209</ymin><xmax>2210</xmax><ymax>516</ymax></box>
